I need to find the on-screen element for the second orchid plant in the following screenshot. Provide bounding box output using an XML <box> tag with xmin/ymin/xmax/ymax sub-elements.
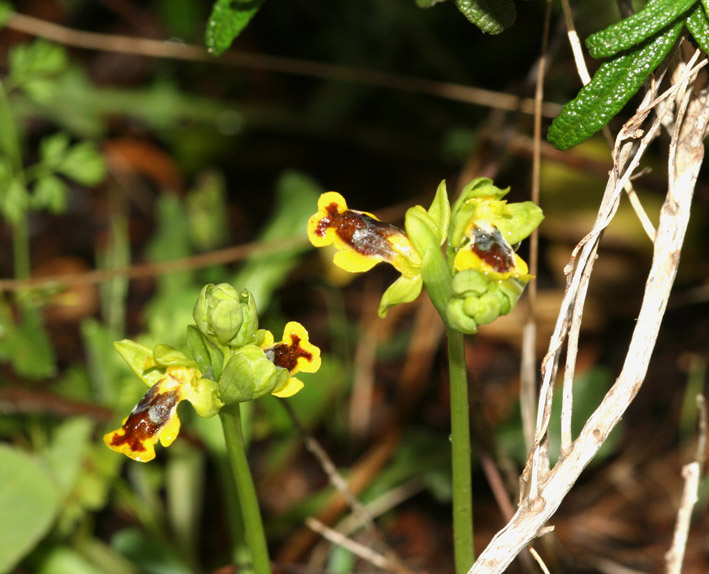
<box><xmin>104</xmin><ymin>284</ymin><xmax>321</xmax><ymax>574</ymax></box>
<box><xmin>308</xmin><ymin>178</ymin><xmax>543</xmax><ymax>573</ymax></box>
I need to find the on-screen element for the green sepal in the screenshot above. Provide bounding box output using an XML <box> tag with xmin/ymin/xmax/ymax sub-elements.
<box><xmin>186</xmin><ymin>325</ymin><xmax>213</xmax><ymax>374</ymax></box>
<box><xmin>378</xmin><ymin>274</ymin><xmax>423</xmax><ymax>318</ymax></box>
<box><xmin>183</xmin><ymin>376</ymin><xmax>223</xmax><ymax>418</ymax></box>
<box><xmin>497</xmin><ymin>276</ymin><xmax>527</xmax><ymax>308</ymax></box>
<box><xmin>113</xmin><ymin>339</ymin><xmax>164</xmax><ymax>388</ymax></box>
<box><xmin>229</xmin><ymin>289</ymin><xmax>259</xmax><ymax>347</ymax></box>
<box><xmin>150</xmin><ymin>344</ymin><xmax>199</xmax><ymax>370</ymax></box>
<box><xmin>426</xmin><ymin>180</ymin><xmax>451</xmax><ymax>246</ymax></box>
<box><xmin>450</xmin><ymin>178</ymin><xmax>510</xmax><ymax>248</ymax></box>
<box><xmin>219</xmin><ymin>345</ymin><xmax>289</xmax><ymax>404</ymax></box>
<box><xmin>211</xmin><ymin>298</ymin><xmax>243</xmax><ymax>345</ymax></box>
<box><xmin>495</xmin><ymin>201</ymin><xmax>544</xmax><ymax>245</ymax></box>
<box><xmin>406</xmin><ymin>206</ymin><xmax>454</xmax><ymax>320</ymax></box>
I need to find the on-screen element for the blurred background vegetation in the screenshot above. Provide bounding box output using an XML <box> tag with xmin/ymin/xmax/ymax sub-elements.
<box><xmin>0</xmin><ymin>1</ymin><xmax>707</xmax><ymax>573</ymax></box>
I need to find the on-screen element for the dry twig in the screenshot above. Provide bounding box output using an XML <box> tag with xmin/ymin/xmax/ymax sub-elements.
<box><xmin>469</xmin><ymin>51</ymin><xmax>709</xmax><ymax>574</ymax></box>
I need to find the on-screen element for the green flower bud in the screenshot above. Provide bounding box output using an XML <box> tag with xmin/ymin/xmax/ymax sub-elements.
<box><xmin>446</xmin><ymin>298</ymin><xmax>479</xmax><ymax>334</ymax></box>
<box><xmin>463</xmin><ymin>292</ymin><xmax>503</xmax><ymax>326</ymax></box>
<box><xmin>451</xmin><ymin>269</ymin><xmax>489</xmax><ymax>297</ymax></box>
<box><xmin>193</xmin><ymin>284</ymin><xmax>259</xmax><ymax>347</ymax></box>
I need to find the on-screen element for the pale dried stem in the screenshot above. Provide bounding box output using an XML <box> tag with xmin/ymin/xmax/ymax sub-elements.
<box><xmin>469</xmin><ymin>54</ymin><xmax>709</xmax><ymax>574</ymax></box>
<box><xmin>665</xmin><ymin>462</ymin><xmax>700</xmax><ymax>574</ymax></box>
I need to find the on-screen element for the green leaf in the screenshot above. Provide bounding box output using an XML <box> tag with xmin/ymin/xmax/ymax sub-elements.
<box><xmin>32</xmin><ymin>174</ymin><xmax>69</xmax><ymax>213</ymax></box>
<box><xmin>43</xmin><ymin>417</ymin><xmax>94</xmax><ymax>498</ymax></box>
<box><xmin>39</xmin><ymin>132</ymin><xmax>71</xmax><ymax>168</ymax></box>
<box><xmin>9</xmin><ymin>40</ymin><xmax>68</xmax><ymax>88</ymax></box>
<box><xmin>0</xmin><ymin>445</ymin><xmax>60</xmax><ymax>572</ymax></box>
<box><xmin>0</xmin><ymin>302</ymin><xmax>56</xmax><ymax>378</ymax></box>
<box><xmin>687</xmin><ymin>4</ymin><xmax>709</xmax><ymax>54</ymax></box>
<box><xmin>547</xmin><ymin>20</ymin><xmax>682</xmax><ymax>150</ymax></box>
<box><xmin>2</xmin><ymin>178</ymin><xmax>29</xmax><ymax>224</ymax></box>
<box><xmin>205</xmin><ymin>0</ymin><xmax>265</xmax><ymax>56</ymax></box>
<box><xmin>454</xmin><ymin>0</ymin><xmax>516</xmax><ymax>34</ymax></box>
<box><xmin>586</xmin><ymin>0</ymin><xmax>695</xmax><ymax>59</ymax></box>
<box><xmin>57</xmin><ymin>141</ymin><xmax>106</xmax><ymax>186</ymax></box>
<box><xmin>0</xmin><ymin>2</ymin><xmax>13</xmax><ymax>29</ymax></box>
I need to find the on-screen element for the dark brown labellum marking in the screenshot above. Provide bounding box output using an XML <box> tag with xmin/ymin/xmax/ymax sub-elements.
<box><xmin>109</xmin><ymin>385</ymin><xmax>180</xmax><ymax>453</ymax></box>
<box><xmin>315</xmin><ymin>203</ymin><xmax>399</xmax><ymax>259</ymax></box>
<box><xmin>470</xmin><ymin>225</ymin><xmax>515</xmax><ymax>273</ymax></box>
<box><xmin>271</xmin><ymin>334</ymin><xmax>313</xmax><ymax>373</ymax></box>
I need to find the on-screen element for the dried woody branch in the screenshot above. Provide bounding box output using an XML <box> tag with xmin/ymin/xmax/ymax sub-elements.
<box><xmin>470</xmin><ymin>52</ymin><xmax>709</xmax><ymax>573</ymax></box>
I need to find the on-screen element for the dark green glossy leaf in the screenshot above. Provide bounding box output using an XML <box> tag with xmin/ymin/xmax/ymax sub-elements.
<box><xmin>454</xmin><ymin>0</ymin><xmax>515</xmax><ymax>34</ymax></box>
<box><xmin>205</xmin><ymin>0</ymin><xmax>264</xmax><ymax>56</ymax></box>
<box><xmin>548</xmin><ymin>21</ymin><xmax>682</xmax><ymax>150</ymax></box>
<box><xmin>585</xmin><ymin>0</ymin><xmax>695</xmax><ymax>59</ymax></box>
<box><xmin>687</xmin><ymin>4</ymin><xmax>709</xmax><ymax>54</ymax></box>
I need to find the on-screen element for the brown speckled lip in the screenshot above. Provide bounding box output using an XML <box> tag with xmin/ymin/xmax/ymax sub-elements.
<box><xmin>315</xmin><ymin>202</ymin><xmax>399</xmax><ymax>259</ymax></box>
<box><xmin>270</xmin><ymin>334</ymin><xmax>313</xmax><ymax>373</ymax></box>
<box><xmin>109</xmin><ymin>385</ymin><xmax>179</xmax><ymax>453</ymax></box>
<box><xmin>470</xmin><ymin>226</ymin><xmax>515</xmax><ymax>273</ymax></box>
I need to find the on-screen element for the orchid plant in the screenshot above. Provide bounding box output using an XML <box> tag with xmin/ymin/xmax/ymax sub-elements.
<box><xmin>307</xmin><ymin>178</ymin><xmax>543</xmax><ymax>573</ymax></box>
<box><xmin>104</xmin><ymin>283</ymin><xmax>321</xmax><ymax>574</ymax></box>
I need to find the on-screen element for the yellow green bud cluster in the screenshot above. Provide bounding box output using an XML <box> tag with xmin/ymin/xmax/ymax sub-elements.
<box><xmin>104</xmin><ymin>283</ymin><xmax>321</xmax><ymax>462</ymax></box>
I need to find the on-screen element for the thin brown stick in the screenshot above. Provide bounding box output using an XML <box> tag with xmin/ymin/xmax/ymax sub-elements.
<box><xmin>4</xmin><ymin>11</ymin><xmax>562</xmax><ymax>117</ymax></box>
<box><xmin>304</xmin><ymin>517</ymin><xmax>415</xmax><ymax>574</ymax></box>
<box><xmin>279</xmin><ymin>399</ymin><xmax>375</xmax><ymax>534</ymax></box>
<box><xmin>0</xmin><ymin>236</ymin><xmax>308</xmax><ymax>292</ymax></box>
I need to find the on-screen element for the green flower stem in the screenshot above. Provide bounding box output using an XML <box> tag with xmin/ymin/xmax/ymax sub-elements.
<box><xmin>447</xmin><ymin>327</ymin><xmax>475</xmax><ymax>573</ymax></box>
<box><xmin>416</xmin><ymin>240</ymin><xmax>475</xmax><ymax>572</ymax></box>
<box><xmin>219</xmin><ymin>403</ymin><xmax>272</xmax><ymax>574</ymax></box>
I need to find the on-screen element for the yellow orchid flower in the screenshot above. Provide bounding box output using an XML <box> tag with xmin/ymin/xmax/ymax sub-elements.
<box><xmin>453</xmin><ymin>222</ymin><xmax>533</xmax><ymax>282</ymax></box>
<box><xmin>261</xmin><ymin>321</ymin><xmax>321</xmax><ymax>398</ymax></box>
<box><xmin>307</xmin><ymin>192</ymin><xmax>420</xmax><ymax>277</ymax></box>
<box><xmin>103</xmin><ymin>366</ymin><xmax>202</xmax><ymax>463</ymax></box>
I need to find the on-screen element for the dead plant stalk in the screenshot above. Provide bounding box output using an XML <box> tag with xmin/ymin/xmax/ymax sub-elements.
<box><xmin>469</xmin><ymin>56</ymin><xmax>709</xmax><ymax>573</ymax></box>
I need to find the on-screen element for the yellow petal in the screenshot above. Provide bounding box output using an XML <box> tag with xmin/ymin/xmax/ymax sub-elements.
<box><xmin>271</xmin><ymin>377</ymin><xmax>304</xmax><ymax>398</ymax></box>
<box><xmin>333</xmin><ymin>248</ymin><xmax>379</xmax><ymax>273</ymax></box>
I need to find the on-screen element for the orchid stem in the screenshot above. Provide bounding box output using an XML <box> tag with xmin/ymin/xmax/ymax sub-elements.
<box><xmin>219</xmin><ymin>403</ymin><xmax>272</xmax><ymax>574</ymax></box>
<box><xmin>447</xmin><ymin>327</ymin><xmax>475</xmax><ymax>573</ymax></box>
